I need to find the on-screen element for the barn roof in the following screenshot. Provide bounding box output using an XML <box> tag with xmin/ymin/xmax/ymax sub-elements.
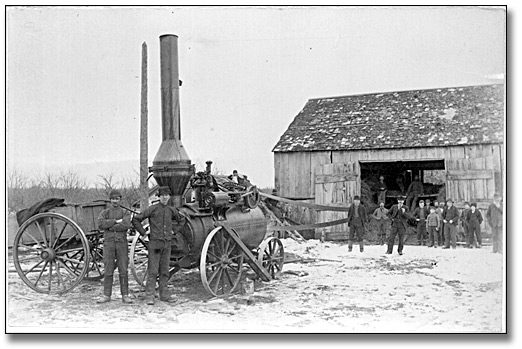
<box><xmin>273</xmin><ymin>84</ymin><xmax>504</xmax><ymax>152</ymax></box>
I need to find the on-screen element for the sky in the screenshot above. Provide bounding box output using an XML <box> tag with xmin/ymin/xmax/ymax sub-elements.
<box><xmin>6</xmin><ymin>5</ymin><xmax>506</xmax><ymax>188</ymax></box>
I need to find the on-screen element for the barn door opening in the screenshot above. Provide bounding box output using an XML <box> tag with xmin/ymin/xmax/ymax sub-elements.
<box><xmin>359</xmin><ymin>159</ymin><xmax>445</xmax><ymax>207</ymax></box>
<box><xmin>314</xmin><ymin>162</ymin><xmax>357</xmax><ymax>240</ymax></box>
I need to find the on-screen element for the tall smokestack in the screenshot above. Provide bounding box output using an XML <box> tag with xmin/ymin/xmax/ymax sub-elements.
<box><xmin>150</xmin><ymin>34</ymin><xmax>193</xmax><ymax>207</ymax></box>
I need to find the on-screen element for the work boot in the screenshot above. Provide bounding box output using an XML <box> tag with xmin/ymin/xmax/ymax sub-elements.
<box><xmin>348</xmin><ymin>241</ymin><xmax>353</xmax><ymax>252</ymax></box>
<box><xmin>122</xmin><ymin>295</ymin><xmax>133</xmax><ymax>304</ymax></box>
<box><xmin>359</xmin><ymin>241</ymin><xmax>364</xmax><ymax>252</ymax></box>
<box><xmin>160</xmin><ymin>295</ymin><xmax>177</xmax><ymax>303</ymax></box>
<box><xmin>146</xmin><ymin>297</ymin><xmax>155</xmax><ymax>305</ymax></box>
<box><xmin>97</xmin><ymin>295</ymin><xmax>111</xmax><ymax>304</ymax></box>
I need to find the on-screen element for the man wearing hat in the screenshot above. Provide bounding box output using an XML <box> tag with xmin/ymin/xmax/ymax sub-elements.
<box><xmin>96</xmin><ymin>189</ymin><xmax>133</xmax><ymax>304</ymax></box>
<box><xmin>413</xmin><ymin>200</ymin><xmax>429</xmax><ymax>246</ymax></box>
<box><xmin>385</xmin><ymin>195</ymin><xmax>412</xmax><ymax>255</ymax></box>
<box><xmin>347</xmin><ymin>195</ymin><xmax>368</xmax><ymax>252</ymax></box>
<box><xmin>377</xmin><ymin>175</ymin><xmax>387</xmax><ymax>205</ymax></box>
<box><xmin>486</xmin><ymin>193</ymin><xmax>503</xmax><ymax>253</ymax></box>
<box><xmin>442</xmin><ymin>199</ymin><xmax>460</xmax><ymax>249</ymax></box>
<box><xmin>132</xmin><ymin>186</ymin><xmax>186</xmax><ymax>305</ymax></box>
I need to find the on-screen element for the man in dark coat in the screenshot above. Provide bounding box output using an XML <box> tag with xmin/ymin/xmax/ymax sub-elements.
<box><xmin>487</xmin><ymin>193</ymin><xmax>503</xmax><ymax>254</ymax></box>
<box><xmin>132</xmin><ymin>186</ymin><xmax>186</xmax><ymax>305</ymax></box>
<box><xmin>97</xmin><ymin>189</ymin><xmax>133</xmax><ymax>304</ymax></box>
<box><xmin>467</xmin><ymin>202</ymin><xmax>483</xmax><ymax>248</ymax></box>
<box><xmin>442</xmin><ymin>199</ymin><xmax>460</xmax><ymax>249</ymax></box>
<box><xmin>347</xmin><ymin>195</ymin><xmax>368</xmax><ymax>252</ymax></box>
<box><xmin>405</xmin><ymin>175</ymin><xmax>424</xmax><ymax>211</ymax></box>
<box><xmin>413</xmin><ymin>199</ymin><xmax>429</xmax><ymax>246</ymax></box>
<box><xmin>386</xmin><ymin>195</ymin><xmax>413</xmax><ymax>255</ymax></box>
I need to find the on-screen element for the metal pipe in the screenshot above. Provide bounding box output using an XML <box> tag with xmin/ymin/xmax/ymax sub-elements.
<box><xmin>159</xmin><ymin>34</ymin><xmax>180</xmax><ymax>141</ymax></box>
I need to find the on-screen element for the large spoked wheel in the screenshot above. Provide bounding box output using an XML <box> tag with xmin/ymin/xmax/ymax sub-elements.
<box><xmin>200</xmin><ymin>227</ymin><xmax>244</xmax><ymax>297</ymax></box>
<box><xmin>12</xmin><ymin>212</ymin><xmax>90</xmax><ymax>294</ymax></box>
<box><xmin>257</xmin><ymin>237</ymin><xmax>284</xmax><ymax>279</ymax></box>
<box><xmin>84</xmin><ymin>232</ymin><xmax>104</xmax><ymax>281</ymax></box>
<box><xmin>130</xmin><ymin>227</ymin><xmax>181</xmax><ymax>287</ymax></box>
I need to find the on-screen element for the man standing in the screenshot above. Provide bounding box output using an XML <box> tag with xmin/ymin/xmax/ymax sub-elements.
<box><xmin>435</xmin><ymin>201</ymin><xmax>445</xmax><ymax>247</ymax></box>
<box><xmin>377</xmin><ymin>175</ymin><xmax>387</xmax><ymax>205</ymax></box>
<box><xmin>442</xmin><ymin>199</ymin><xmax>460</xmax><ymax>249</ymax></box>
<box><xmin>405</xmin><ymin>175</ymin><xmax>424</xmax><ymax>211</ymax></box>
<box><xmin>460</xmin><ymin>202</ymin><xmax>471</xmax><ymax>248</ymax></box>
<box><xmin>132</xmin><ymin>186</ymin><xmax>185</xmax><ymax>305</ymax></box>
<box><xmin>386</xmin><ymin>195</ymin><xmax>412</xmax><ymax>255</ymax></box>
<box><xmin>486</xmin><ymin>193</ymin><xmax>503</xmax><ymax>254</ymax></box>
<box><xmin>426</xmin><ymin>206</ymin><xmax>441</xmax><ymax>248</ymax></box>
<box><xmin>96</xmin><ymin>189</ymin><xmax>133</xmax><ymax>304</ymax></box>
<box><xmin>467</xmin><ymin>202</ymin><xmax>483</xmax><ymax>248</ymax></box>
<box><xmin>347</xmin><ymin>195</ymin><xmax>367</xmax><ymax>252</ymax></box>
<box><xmin>413</xmin><ymin>200</ymin><xmax>429</xmax><ymax>246</ymax></box>
<box><xmin>372</xmin><ymin>201</ymin><xmax>389</xmax><ymax>245</ymax></box>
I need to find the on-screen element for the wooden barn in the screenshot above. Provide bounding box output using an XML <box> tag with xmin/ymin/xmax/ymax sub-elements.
<box><xmin>272</xmin><ymin>84</ymin><xmax>504</xmax><ymax>240</ymax></box>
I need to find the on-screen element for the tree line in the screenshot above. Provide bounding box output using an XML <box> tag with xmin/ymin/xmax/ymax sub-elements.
<box><xmin>7</xmin><ymin>169</ymin><xmax>142</xmax><ymax>214</ymax></box>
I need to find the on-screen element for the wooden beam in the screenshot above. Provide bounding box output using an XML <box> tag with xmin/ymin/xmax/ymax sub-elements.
<box><xmin>315</xmin><ymin>173</ymin><xmax>357</xmax><ymax>184</ymax></box>
<box><xmin>446</xmin><ymin>170</ymin><xmax>494</xmax><ymax>180</ymax></box>
<box><xmin>140</xmin><ymin>42</ymin><xmax>149</xmax><ymax>210</ymax></box>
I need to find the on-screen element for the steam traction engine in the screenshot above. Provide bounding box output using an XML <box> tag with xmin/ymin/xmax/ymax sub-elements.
<box><xmin>11</xmin><ymin>34</ymin><xmax>284</xmax><ymax>297</ymax></box>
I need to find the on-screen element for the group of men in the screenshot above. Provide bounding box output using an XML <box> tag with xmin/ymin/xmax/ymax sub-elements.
<box><xmin>96</xmin><ymin>186</ymin><xmax>185</xmax><ymax>305</ymax></box>
<box><xmin>347</xmin><ymin>193</ymin><xmax>504</xmax><ymax>256</ymax></box>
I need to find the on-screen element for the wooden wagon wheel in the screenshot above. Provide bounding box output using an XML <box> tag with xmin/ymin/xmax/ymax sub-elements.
<box><xmin>129</xmin><ymin>226</ymin><xmax>182</xmax><ymax>287</ymax></box>
<box><xmin>257</xmin><ymin>237</ymin><xmax>284</xmax><ymax>279</ymax></box>
<box><xmin>12</xmin><ymin>212</ymin><xmax>90</xmax><ymax>295</ymax></box>
<box><xmin>83</xmin><ymin>232</ymin><xmax>104</xmax><ymax>281</ymax></box>
<box><xmin>200</xmin><ymin>226</ymin><xmax>244</xmax><ymax>297</ymax></box>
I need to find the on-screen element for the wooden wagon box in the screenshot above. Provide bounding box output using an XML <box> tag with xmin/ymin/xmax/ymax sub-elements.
<box><xmin>51</xmin><ymin>202</ymin><xmax>107</xmax><ymax>233</ymax></box>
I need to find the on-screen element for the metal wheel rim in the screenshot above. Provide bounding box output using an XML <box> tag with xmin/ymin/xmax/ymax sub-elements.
<box><xmin>130</xmin><ymin>229</ymin><xmax>149</xmax><ymax>287</ymax></box>
<box><xmin>12</xmin><ymin>212</ymin><xmax>90</xmax><ymax>295</ymax></box>
<box><xmin>257</xmin><ymin>237</ymin><xmax>284</xmax><ymax>279</ymax></box>
<box><xmin>200</xmin><ymin>227</ymin><xmax>244</xmax><ymax>297</ymax></box>
<box><xmin>84</xmin><ymin>232</ymin><xmax>104</xmax><ymax>280</ymax></box>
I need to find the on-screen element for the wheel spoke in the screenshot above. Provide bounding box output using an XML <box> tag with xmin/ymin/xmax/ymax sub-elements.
<box><xmin>212</xmin><ymin>268</ymin><xmax>223</xmax><ymax>294</ymax></box>
<box><xmin>35</xmin><ymin>221</ymin><xmax>48</xmax><ymax>247</ymax></box>
<box><xmin>53</xmin><ymin>234</ymin><xmax>78</xmax><ymax>252</ymax></box>
<box><xmin>52</xmin><ymin>222</ymin><xmax>69</xmax><ymax>249</ymax></box>
<box><xmin>23</xmin><ymin>259</ymin><xmax>45</xmax><ymax>276</ymax></box>
<box><xmin>22</xmin><ymin>231</ymin><xmax>42</xmax><ymax>248</ymax></box>
<box><xmin>208</xmin><ymin>266</ymin><xmax>222</xmax><ymax>284</ymax></box>
<box><xmin>48</xmin><ymin>261</ymin><xmax>53</xmax><ymax>292</ymax></box>
<box><xmin>55</xmin><ymin>246</ymin><xmax>87</xmax><ymax>255</ymax></box>
<box><xmin>34</xmin><ymin>260</ymin><xmax>49</xmax><ymax>287</ymax></box>
<box><xmin>17</xmin><ymin>244</ymin><xmax>40</xmax><ymax>252</ymax></box>
<box><xmin>56</xmin><ymin>259</ymin><xmax>78</xmax><ymax>278</ymax></box>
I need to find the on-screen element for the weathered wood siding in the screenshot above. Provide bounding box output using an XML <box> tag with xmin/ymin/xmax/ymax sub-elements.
<box><xmin>274</xmin><ymin>143</ymin><xmax>504</xmax><ymax>235</ymax></box>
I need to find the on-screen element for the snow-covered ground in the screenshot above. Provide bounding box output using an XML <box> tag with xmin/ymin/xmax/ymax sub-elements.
<box><xmin>6</xmin><ymin>239</ymin><xmax>504</xmax><ymax>333</ymax></box>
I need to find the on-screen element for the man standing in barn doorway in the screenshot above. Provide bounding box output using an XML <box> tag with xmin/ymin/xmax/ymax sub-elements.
<box><xmin>377</xmin><ymin>175</ymin><xmax>387</xmax><ymax>204</ymax></box>
<box><xmin>405</xmin><ymin>175</ymin><xmax>424</xmax><ymax>211</ymax></box>
<box><xmin>347</xmin><ymin>195</ymin><xmax>368</xmax><ymax>252</ymax></box>
<box><xmin>385</xmin><ymin>195</ymin><xmax>412</xmax><ymax>255</ymax></box>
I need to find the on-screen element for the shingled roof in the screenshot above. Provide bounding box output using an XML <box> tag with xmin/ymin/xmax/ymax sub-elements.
<box><xmin>273</xmin><ymin>84</ymin><xmax>504</xmax><ymax>152</ymax></box>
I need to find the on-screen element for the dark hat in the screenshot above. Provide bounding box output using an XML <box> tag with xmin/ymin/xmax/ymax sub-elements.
<box><xmin>353</xmin><ymin>195</ymin><xmax>360</xmax><ymax>200</ymax></box>
<box><xmin>446</xmin><ymin>198</ymin><xmax>453</xmax><ymax>203</ymax></box>
<box><xmin>109</xmin><ymin>189</ymin><xmax>122</xmax><ymax>198</ymax></box>
<box><xmin>493</xmin><ymin>193</ymin><xmax>501</xmax><ymax>199</ymax></box>
<box><xmin>158</xmin><ymin>186</ymin><xmax>172</xmax><ymax>196</ymax></box>
<box><xmin>398</xmin><ymin>195</ymin><xmax>406</xmax><ymax>201</ymax></box>
<box><xmin>470</xmin><ymin>202</ymin><xmax>477</xmax><ymax>208</ymax></box>
<box><xmin>419</xmin><ymin>200</ymin><xmax>425</xmax><ymax>204</ymax></box>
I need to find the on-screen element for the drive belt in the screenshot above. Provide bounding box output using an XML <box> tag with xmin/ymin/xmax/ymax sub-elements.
<box><xmin>260</xmin><ymin>192</ymin><xmax>353</xmax><ymax>231</ymax></box>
